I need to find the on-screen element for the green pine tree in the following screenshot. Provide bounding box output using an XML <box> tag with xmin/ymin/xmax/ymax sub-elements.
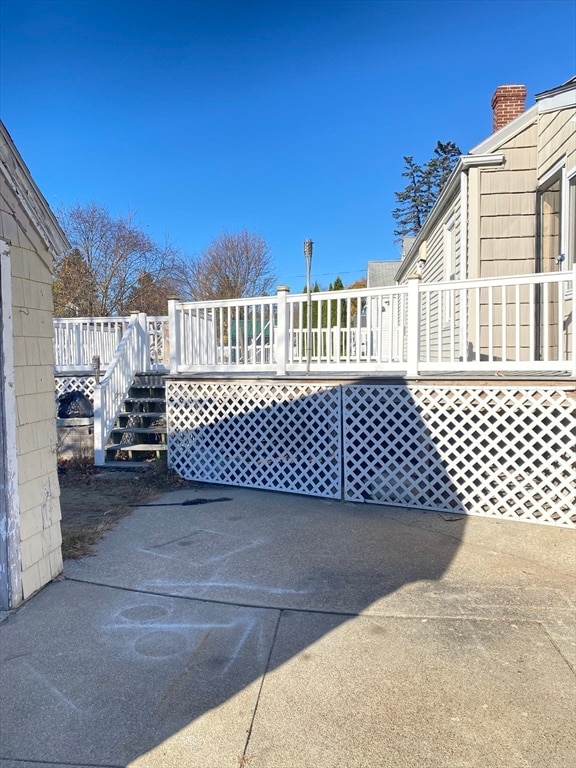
<box><xmin>392</xmin><ymin>141</ymin><xmax>461</xmax><ymax>241</ymax></box>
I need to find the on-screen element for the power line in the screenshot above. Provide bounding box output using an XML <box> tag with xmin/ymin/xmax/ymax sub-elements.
<box><xmin>281</xmin><ymin>268</ymin><xmax>367</xmax><ymax>280</ymax></box>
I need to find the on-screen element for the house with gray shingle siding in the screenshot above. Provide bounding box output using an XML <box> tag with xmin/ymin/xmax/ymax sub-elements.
<box><xmin>380</xmin><ymin>78</ymin><xmax>575</xmax><ymax>363</ymax></box>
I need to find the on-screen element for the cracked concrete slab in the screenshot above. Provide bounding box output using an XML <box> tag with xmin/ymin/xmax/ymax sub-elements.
<box><xmin>0</xmin><ymin>580</ymin><xmax>278</xmax><ymax>767</ymax></box>
<box><xmin>248</xmin><ymin>611</ymin><xmax>576</xmax><ymax>768</ymax></box>
<box><xmin>1</xmin><ymin>486</ymin><xmax>574</xmax><ymax>767</ymax></box>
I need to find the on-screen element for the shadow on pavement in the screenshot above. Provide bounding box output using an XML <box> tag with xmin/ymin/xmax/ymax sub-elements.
<box><xmin>0</xmin><ymin>383</ymin><xmax>468</xmax><ymax>767</ymax></box>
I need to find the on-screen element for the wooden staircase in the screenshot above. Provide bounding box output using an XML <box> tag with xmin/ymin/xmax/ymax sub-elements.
<box><xmin>105</xmin><ymin>374</ymin><xmax>167</xmax><ymax>463</ymax></box>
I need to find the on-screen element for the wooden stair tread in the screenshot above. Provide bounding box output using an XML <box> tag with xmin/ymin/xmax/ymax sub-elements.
<box><xmin>118</xmin><ymin>412</ymin><xmax>166</xmax><ymax>419</ymax></box>
<box><xmin>124</xmin><ymin>397</ymin><xmax>166</xmax><ymax>403</ymax></box>
<box><xmin>110</xmin><ymin>427</ymin><xmax>166</xmax><ymax>434</ymax></box>
<box><xmin>107</xmin><ymin>443</ymin><xmax>167</xmax><ymax>452</ymax></box>
<box><xmin>104</xmin><ymin>373</ymin><xmax>168</xmax><ymax>463</ymax></box>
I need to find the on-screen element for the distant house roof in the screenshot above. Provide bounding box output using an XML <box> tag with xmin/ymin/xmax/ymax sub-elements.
<box><xmin>396</xmin><ymin>77</ymin><xmax>575</xmax><ymax>283</ymax></box>
<box><xmin>367</xmin><ymin>260</ymin><xmax>402</xmax><ymax>287</ymax></box>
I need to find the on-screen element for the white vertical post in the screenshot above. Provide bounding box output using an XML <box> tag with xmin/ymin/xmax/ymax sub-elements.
<box><xmin>130</xmin><ymin>312</ymin><xmax>141</xmax><ymax>371</ymax></box>
<box><xmin>406</xmin><ymin>273</ymin><xmax>421</xmax><ymax>376</ymax></box>
<box><xmin>0</xmin><ymin>238</ymin><xmax>23</xmax><ymax>608</ymax></box>
<box><xmin>168</xmin><ymin>297</ymin><xmax>180</xmax><ymax>374</ymax></box>
<box><xmin>138</xmin><ymin>312</ymin><xmax>148</xmax><ymax>372</ymax></box>
<box><xmin>276</xmin><ymin>285</ymin><xmax>290</xmax><ymax>375</ymax></box>
<box><xmin>93</xmin><ymin>383</ymin><xmax>105</xmax><ymax>466</ymax></box>
<box><xmin>572</xmin><ymin>266</ymin><xmax>576</xmax><ymax>378</ymax></box>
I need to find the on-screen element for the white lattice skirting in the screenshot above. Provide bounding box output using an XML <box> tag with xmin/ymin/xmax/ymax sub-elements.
<box><xmin>167</xmin><ymin>381</ymin><xmax>575</xmax><ymax>527</ymax></box>
<box><xmin>342</xmin><ymin>385</ymin><xmax>575</xmax><ymax>527</ymax></box>
<box><xmin>168</xmin><ymin>381</ymin><xmax>341</xmax><ymax>498</ymax></box>
<box><xmin>55</xmin><ymin>375</ymin><xmax>97</xmax><ymax>404</ymax></box>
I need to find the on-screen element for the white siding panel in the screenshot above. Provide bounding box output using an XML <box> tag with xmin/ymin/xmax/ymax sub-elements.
<box><xmin>480</xmin><ymin>169</ymin><xmax>537</xmax><ymax>194</ymax></box>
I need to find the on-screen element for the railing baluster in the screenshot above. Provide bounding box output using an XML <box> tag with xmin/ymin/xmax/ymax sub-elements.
<box><xmin>474</xmin><ymin>287</ymin><xmax>481</xmax><ymax>363</ymax></box>
<box><xmin>488</xmin><ymin>287</ymin><xmax>494</xmax><ymax>362</ymax></box>
<box><xmin>501</xmin><ymin>286</ymin><xmax>507</xmax><ymax>362</ymax></box>
<box><xmin>461</xmin><ymin>288</ymin><xmax>467</xmax><ymax>363</ymax></box>
<box><xmin>450</xmin><ymin>286</ymin><xmax>455</xmax><ymax>362</ymax></box>
<box><xmin>542</xmin><ymin>282</ymin><xmax>550</xmax><ymax>362</ymax></box>
<box><xmin>515</xmin><ymin>284</ymin><xmax>520</xmax><ymax>362</ymax></box>
<box><xmin>557</xmin><ymin>279</ymin><xmax>564</xmax><ymax>363</ymax></box>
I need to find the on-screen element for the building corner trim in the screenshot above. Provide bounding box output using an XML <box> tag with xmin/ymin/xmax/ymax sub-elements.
<box><xmin>0</xmin><ymin>239</ymin><xmax>23</xmax><ymax>610</ymax></box>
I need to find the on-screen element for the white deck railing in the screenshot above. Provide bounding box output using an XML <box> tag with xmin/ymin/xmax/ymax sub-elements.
<box><xmin>54</xmin><ymin>314</ymin><xmax>169</xmax><ymax>373</ymax></box>
<box><xmin>168</xmin><ymin>268</ymin><xmax>575</xmax><ymax>376</ymax></box>
<box><xmin>93</xmin><ymin>313</ymin><xmax>148</xmax><ymax>465</ymax></box>
<box><xmin>55</xmin><ymin>269</ymin><xmax>575</xmax><ymax>383</ymax></box>
<box><xmin>417</xmin><ymin>269</ymin><xmax>576</xmax><ymax>372</ymax></box>
<box><xmin>55</xmin><ymin>270</ymin><xmax>574</xmax><ymax>464</ymax></box>
<box><xmin>53</xmin><ymin>316</ymin><xmax>130</xmax><ymax>371</ymax></box>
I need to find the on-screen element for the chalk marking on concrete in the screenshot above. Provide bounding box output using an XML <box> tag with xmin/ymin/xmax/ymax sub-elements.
<box><xmin>155</xmin><ymin>628</ymin><xmax>214</xmax><ymax>713</ymax></box>
<box><xmin>21</xmin><ymin>660</ymin><xmax>81</xmax><ymax>712</ymax></box>
<box><xmin>139</xmin><ymin>530</ymin><xmax>267</xmax><ymax>566</ymax></box>
<box><xmin>222</xmin><ymin>618</ymin><xmax>257</xmax><ymax>674</ymax></box>
<box><xmin>141</xmin><ymin>579</ymin><xmax>314</xmax><ymax>596</ymax></box>
<box><xmin>136</xmin><ymin>547</ymin><xmax>175</xmax><ymax>560</ymax></box>
<box><xmin>104</xmin><ymin>620</ymin><xmax>236</xmax><ymax>632</ymax></box>
<box><xmin>149</xmin><ymin>530</ymin><xmax>206</xmax><ymax>548</ymax></box>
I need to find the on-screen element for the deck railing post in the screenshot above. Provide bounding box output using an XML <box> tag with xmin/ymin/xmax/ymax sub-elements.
<box><xmin>130</xmin><ymin>311</ymin><xmax>144</xmax><ymax>372</ymax></box>
<box><xmin>572</xmin><ymin>265</ymin><xmax>576</xmax><ymax>378</ymax></box>
<box><xmin>138</xmin><ymin>312</ymin><xmax>148</xmax><ymax>371</ymax></box>
<box><xmin>276</xmin><ymin>285</ymin><xmax>290</xmax><ymax>376</ymax></box>
<box><xmin>93</xmin><ymin>384</ymin><xmax>104</xmax><ymax>466</ymax></box>
<box><xmin>406</xmin><ymin>273</ymin><xmax>422</xmax><ymax>376</ymax></box>
<box><xmin>168</xmin><ymin>297</ymin><xmax>180</xmax><ymax>374</ymax></box>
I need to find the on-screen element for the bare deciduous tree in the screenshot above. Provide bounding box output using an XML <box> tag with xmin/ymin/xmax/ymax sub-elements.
<box><xmin>184</xmin><ymin>230</ymin><xmax>276</xmax><ymax>300</ymax></box>
<box><xmin>55</xmin><ymin>203</ymin><xmax>181</xmax><ymax>316</ymax></box>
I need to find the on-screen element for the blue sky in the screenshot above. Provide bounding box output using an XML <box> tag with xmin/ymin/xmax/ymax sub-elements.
<box><xmin>1</xmin><ymin>0</ymin><xmax>575</xmax><ymax>289</ymax></box>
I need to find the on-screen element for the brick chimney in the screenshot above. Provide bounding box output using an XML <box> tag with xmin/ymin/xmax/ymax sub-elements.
<box><xmin>491</xmin><ymin>85</ymin><xmax>527</xmax><ymax>131</ymax></box>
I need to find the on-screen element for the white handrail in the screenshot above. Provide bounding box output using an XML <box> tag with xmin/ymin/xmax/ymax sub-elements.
<box><xmin>417</xmin><ymin>266</ymin><xmax>575</xmax><ymax>372</ymax></box>
<box><xmin>168</xmin><ymin>295</ymin><xmax>278</xmax><ymax>373</ymax></box>
<box><xmin>93</xmin><ymin>313</ymin><xmax>147</xmax><ymax>465</ymax></box>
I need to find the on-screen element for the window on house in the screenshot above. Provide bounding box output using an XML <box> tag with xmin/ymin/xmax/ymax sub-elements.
<box><xmin>537</xmin><ymin>161</ymin><xmax>575</xmax><ymax>272</ymax></box>
<box><xmin>538</xmin><ymin>172</ymin><xmax>562</xmax><ymax>272</ymax></box>
<box><xmin>568</xmin><ymin>171</ymin><xmax>576</xmax><ymax>269</ymax></box>
<box><xmin>535</xmin><ymin>163</ymin><xmax>571</xmax><ymax>360</ymax></box>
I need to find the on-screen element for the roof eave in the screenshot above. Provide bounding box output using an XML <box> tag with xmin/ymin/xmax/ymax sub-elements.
<box><xmin>0</xmin><ymin>121</ymin><xmax>70</xmax><ymax>260</ymax></box>
<box><xmin>469</xmin><ymin>104</ymin><xmax>538</xmax><ymax>156</ymax></box>
<box><xmin>536</xmin><ymin>82</ymin><xmax>576</xmax><ymax>113</ymax></box>
<box><xmin>535</xmin><ymin>76</ymin><xmax>576</xmax><ymax>101</ymax></box>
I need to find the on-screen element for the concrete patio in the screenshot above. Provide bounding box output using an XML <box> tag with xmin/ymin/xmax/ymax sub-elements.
<box><xmin>0</xmin><ymin>485</ymin><xmax>574</xmax><ymax>767</ymax></box>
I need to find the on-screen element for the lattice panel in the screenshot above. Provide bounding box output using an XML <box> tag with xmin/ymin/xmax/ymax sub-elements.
<box><xmin>55</xmin><ymin>375</ymin><xmax>97</xmax><ymax>404</ymax></box>
<box><xmin>343</xmin><ymin>385</ymin><xmax>575</xmax><ymax>527</ymax></box>
<box><xmin>167</xmin><ymin>381</ymin><xmax>342</xmax><ymax>498</ymax></box>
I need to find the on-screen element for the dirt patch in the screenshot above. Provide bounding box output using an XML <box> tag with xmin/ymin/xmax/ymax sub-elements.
<box><xmin>58</xmin><ymin>458</ymin><xmax>197</xmax><ymax>559</ymax></box>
